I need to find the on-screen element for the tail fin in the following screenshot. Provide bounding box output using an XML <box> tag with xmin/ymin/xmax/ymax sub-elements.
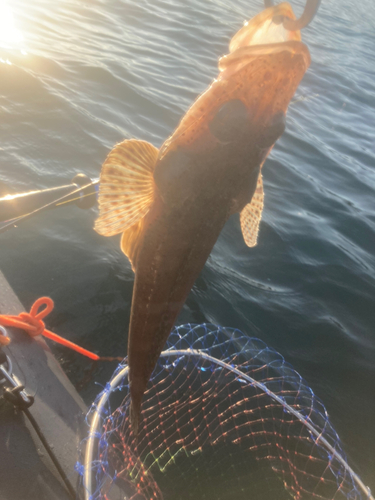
<box><xmin>129</xmin><ymin>401</ymin><xmax>141</xmax><ymax>436</ymax></box>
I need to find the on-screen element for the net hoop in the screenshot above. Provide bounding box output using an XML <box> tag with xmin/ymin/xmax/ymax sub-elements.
<box><xmin>83</xmin><ymin>325</ymin><xmax>373</xmax><ymax>500</ymax></box>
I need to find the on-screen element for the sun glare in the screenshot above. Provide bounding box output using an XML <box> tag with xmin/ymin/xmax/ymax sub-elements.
<box><xmin>0</xmin><ymin>0</ymin><xmax>24</xmax><ymax>49</ymax></box>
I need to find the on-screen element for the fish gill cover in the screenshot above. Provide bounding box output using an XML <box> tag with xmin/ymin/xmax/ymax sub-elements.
<box><xmin>82</xmin><ymin>324</ymin><xmax>372</xmax><ymax>500</ymax></box>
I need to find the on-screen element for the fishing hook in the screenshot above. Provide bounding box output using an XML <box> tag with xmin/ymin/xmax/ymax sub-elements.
<box><xmin>264</xmin><ymin>0</ymin><xmax>321</xmax><ymax>31</ymax></box>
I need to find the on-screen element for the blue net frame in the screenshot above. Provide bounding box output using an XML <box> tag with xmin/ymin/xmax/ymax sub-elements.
<box><xmin>81</xmin><ymin>324</ymin><xmax>373</xmax><ymax>500</ymax></box>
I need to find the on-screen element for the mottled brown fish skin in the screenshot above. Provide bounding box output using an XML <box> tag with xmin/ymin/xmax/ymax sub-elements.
<box><xmin>128</xmin><ymin>136</ymin><xmax>261</xmax><ymax>434</ymax></box>
<box><xmin>128</xmin><ymin>45</ymin><xmax>310</xmax><ymax>434</ymax></box>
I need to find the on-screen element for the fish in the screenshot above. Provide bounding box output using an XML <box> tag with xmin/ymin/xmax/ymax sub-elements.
<box><xmin>95</xmin><ymin>2</ymin><xmax>311</xmax><ymax>434</ymax></box>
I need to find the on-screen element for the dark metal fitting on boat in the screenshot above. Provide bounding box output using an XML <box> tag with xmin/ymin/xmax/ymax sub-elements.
<box><xmin>264</xmin><ymin>0</ymin><xmax>321</xmax><ymax>30</ymax></box>
<box><xmin>0</xmin><ymin>327</ymin><xmax>12</xmax><ymax>384</ymax></box>
<box><xmin>0</xmin><ymin>355</ymin><xmax>34</xmax><ymax>409</ymax></box>
<box><xmin>4</xmin><ymin>384</ymin><xmax>35</xmax><ymax>409</ymax></box>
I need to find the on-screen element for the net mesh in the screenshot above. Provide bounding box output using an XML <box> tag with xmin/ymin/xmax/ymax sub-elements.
<box><xmin>83</xmin><ymin>324</ymin><xmax>371</xmax><ymax>500</ymax></box>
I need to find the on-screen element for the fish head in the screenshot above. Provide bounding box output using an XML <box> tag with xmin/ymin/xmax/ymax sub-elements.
<box><xmin>154</xmin><ymin>3</ymin><xmax>310</xmax><ymax>207</ymax></box>
<box><xmin>216</xmin><ymin>2</ymin><xmax>311</xmax><ymax>151</ymax></box>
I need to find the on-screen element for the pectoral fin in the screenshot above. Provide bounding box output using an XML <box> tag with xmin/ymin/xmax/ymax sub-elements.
<box><xmin>240</xmin><ymin>173</ymin><xmax>264</xmax><ymax>247</ymax></box>
<box><xmin>94</xmin><ymin>139</ymin><xmax>158</xmax><ymax>237</ymax></box>
<box><xmin>120</xmin><ymin>218</ymin><xmax>145</xmax><ymax>272</ymax></box>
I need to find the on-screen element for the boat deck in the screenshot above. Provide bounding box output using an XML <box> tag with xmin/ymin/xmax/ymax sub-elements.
<box><xmin>0</xmin><ymin>271</ymin><xmax>86</xmax><ymax>500</ymax></box>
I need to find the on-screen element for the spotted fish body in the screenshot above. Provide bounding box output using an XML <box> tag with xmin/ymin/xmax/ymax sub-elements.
<box><xmin>95</xmin><ymin>2</ymin><xmax>311</xmax><ymax>434</ymax></box>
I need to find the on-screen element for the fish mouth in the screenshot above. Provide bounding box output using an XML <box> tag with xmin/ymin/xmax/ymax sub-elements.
<box><xmin>219</xmin><ymin>2</ymin><xmax>310</xmax><ymax>74</ymax></box>
<box><xmin>218</xmin><ymin>40</ymin><xmax>310</xmax><ymax>75</ymax></box>
<box><xmin>230</xmin><ymin>2</ymin><xmax>305</xmax><ymax>50</ymax></box>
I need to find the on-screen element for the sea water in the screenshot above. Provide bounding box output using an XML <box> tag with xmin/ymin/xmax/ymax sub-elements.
<box><xmin>0</xmin><ymin>0</ymin><xmax>374</xmax><ymax>493</ymax></box>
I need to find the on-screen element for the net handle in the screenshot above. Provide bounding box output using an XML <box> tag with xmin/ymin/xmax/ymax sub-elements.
<box><xmin>83</xmin><ymin>348</ymin><xmax>373</xmax><ymax>500</ymax></box>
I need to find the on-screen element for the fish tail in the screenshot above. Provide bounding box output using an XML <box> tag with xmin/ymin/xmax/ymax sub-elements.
<box><xmin>129</xmin><ymin>400</ymin><xmax>141</xmax><ymax>436</ymax></box>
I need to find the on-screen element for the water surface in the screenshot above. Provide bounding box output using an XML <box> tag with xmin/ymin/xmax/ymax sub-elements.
<box><xmin>0</xmin><ymin>0</ymin><xmax>374</xmax><ymax>492</ymax></box>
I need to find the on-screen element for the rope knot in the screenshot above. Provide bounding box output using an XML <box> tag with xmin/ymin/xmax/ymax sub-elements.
<box><xmin>19</xmin><ymin>297</ymin><xmax>54</xmax><ymax>337</ymax></box>
<box><xmin>0</xmin><ymin>296</ymin><xmax>101</xmax><ymax>360</ymax></box>
<box><xmin>18</xmin><ymin>313</ymin><xmax>45</xmax><ymax>337</ymax></box>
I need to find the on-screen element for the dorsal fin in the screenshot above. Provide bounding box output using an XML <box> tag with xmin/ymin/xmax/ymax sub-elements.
<box><xmin>94</xmin><ymin>139</ymin><xmax>158</xmax><ymax>237</ymax></box>
<box><xmin>240</xmin><ymin>173</ymin><xmax>264</xmax><ymax>247</ymax></box>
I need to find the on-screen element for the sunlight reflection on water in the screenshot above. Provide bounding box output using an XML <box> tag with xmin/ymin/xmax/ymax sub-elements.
<box><xmin>0</xmin><ymin>1</ymin><xmax>23</xmax><ymax>47</ymax></box>
<box><xmin>0</xmin><ymin>0</ymin><xmax>28</xmax><ymax>67</ymax></box>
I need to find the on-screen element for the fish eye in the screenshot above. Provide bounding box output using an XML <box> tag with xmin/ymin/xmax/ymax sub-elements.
<box><xmin>258</xmin><ymin>111</ymin><xmax>286</xmax><ymax>148</ymax></box>
<box><xmin>209</xmin><ymin>99</ymin><xmax>249</xmax><ymax>143</ymax></box>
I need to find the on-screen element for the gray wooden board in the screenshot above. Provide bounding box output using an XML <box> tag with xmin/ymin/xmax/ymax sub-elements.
<box><xmin>0</xmin><ymin>270</ymin><xmax>87</xmax><ymax>500</ymax></box>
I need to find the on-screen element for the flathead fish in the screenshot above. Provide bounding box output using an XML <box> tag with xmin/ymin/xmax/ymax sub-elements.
<box><xmin>95</xmin><ymin>2</ymin><xmax>311</xmax><ymax>434</ymax></box>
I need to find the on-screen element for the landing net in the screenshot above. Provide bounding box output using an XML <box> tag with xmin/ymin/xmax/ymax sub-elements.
<box><xmin>82</xmin><ymin>324</ymin><xmax>372</xmax><ymax>500</ymax></box>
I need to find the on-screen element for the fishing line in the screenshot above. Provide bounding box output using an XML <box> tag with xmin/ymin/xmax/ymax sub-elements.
<box><xmin>0</xmin><ymin>191</ymin><xmax>97</xmax><ymax>229</ymax></box>
<box><xmin>0</xmin><ymin>180</ymin><xmax>99</xmax><ymax>235</ymax></box>
<box><xmin>55</xmin><ymin>190</ymin><xmax>97</xmax><ymax>208</ymax></box>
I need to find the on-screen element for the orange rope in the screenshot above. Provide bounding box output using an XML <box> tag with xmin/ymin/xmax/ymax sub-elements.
<box><xmin>0</xmin><ymin>297</ymin><xmax>100</xmax><ymax>360</ymax></box>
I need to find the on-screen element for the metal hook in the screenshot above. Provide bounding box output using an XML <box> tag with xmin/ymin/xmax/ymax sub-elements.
<box><xmin>264</xmin><ymin>0</ymin><xmax>321</xmax><ymax>31</ymax></box>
